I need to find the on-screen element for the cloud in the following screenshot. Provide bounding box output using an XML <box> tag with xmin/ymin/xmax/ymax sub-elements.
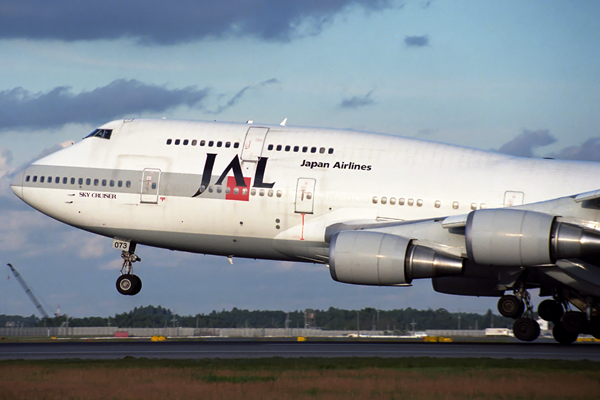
<box><xmin>549</xmin><ymin>138</ymin><xmax>600</xmax><ymax>162</ymax></box>
<box><xmin>0</xmin><ymin>0</ymin><xmax>395</xmax><ymax>45</ymax></box>
<box><xmin>208</xmin><ymin>79</ymin><xmax>280</xmax><ymax>114</ymax></box>
<box><xmin>404</xmin><ymin>35</ymin><xmax>429</xmax><ymax>47</ymax></box>
<box><xmin>496</xmin><ymin>129</ymin><xmax>556</xmax><ymax>158</ymax></box>
<box><xmin>340</xmin><ymin>90</ymin><xmax>376</xmax><ymax>109</ymax></box>
<box><xmin>0</xmin><ymin>79</ymin><xmax>209</xmax><ymax>131</ymax></box>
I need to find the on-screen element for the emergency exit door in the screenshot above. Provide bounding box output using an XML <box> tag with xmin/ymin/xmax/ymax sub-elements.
<box><xmin>295</xmin><ymin>178</ymin><xmax>316</xmax><ymax>214</ymax></box>
<box><xmin>140</xmin><ymin>168</ymin><xmax>161</xmax><ymax>204</ymax></box>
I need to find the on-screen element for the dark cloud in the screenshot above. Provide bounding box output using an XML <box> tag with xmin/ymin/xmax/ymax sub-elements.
<box><xmin>208</xmin><ymin>79</ymin><xmax>279</xmax><ymax>115</ymax></box>
<box><xmin>0</xmin><ymin>80</ymin><xmax>209</xmax><ymax>131</ymax></box>
<box><xmin>404</xmin><ymin>35</ymin><xmax>428</xmax><ymax>47</ymax></box>
<box><xmin>340</xmin><ymin>90</ymin><xmax>376</xmax><ymax>109</ymax></box>
<box><xmin>0</xmin><ymin>0</ymin><xmax>394</xmax><ymax>45</ymax></box>
<box><xmin>549</xmin><ymin>138</ymin><xmax>600</xmax><ymax>162</ymax></box>
<box><xmin>497</xmin><ymin>129</ymin><xmax>556</xmax><ymax>158</ymax></box>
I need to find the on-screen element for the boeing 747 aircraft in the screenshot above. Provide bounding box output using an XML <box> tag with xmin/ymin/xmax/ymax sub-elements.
<box><xmin>10</xmin><ymin>118</ymin><xmax>600</xmax><ymax>343</ymax></box>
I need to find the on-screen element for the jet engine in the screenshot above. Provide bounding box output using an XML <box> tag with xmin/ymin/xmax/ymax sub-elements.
<box><xmin>465</xmin><ymin>209</ymin><xmax>600</xmax><ymax>266</ymax></box>
<box><xmin>328</xmin><ymin>231</ymin><xmax>464</xmax><ymax>285</ymax></box>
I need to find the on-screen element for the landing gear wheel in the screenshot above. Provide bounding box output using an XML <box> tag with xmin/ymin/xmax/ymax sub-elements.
<box><xmin>130</xmin><ymin>275</ymin><xmax>142</xmax><ymax>295</ymax></box>
<box><xmin>116</xmin><ymin>274</ymin><xmax>142</xmax><ymax>296</ymax></box>
<box><xmin>538</xmin><ymin>299</ymin><xmax>563</xmax><ymax>323</ymax></box>
<box><xmin>561</xmin><ymin>311</ymin><xmax>588</xmax><ymax>335</ymax></box>
<box><xmin>553</xmin><ymin>322</ymin><xmax>578</xmax><ymax>345</ymax></box>
<box><xmin>498</xmin><ymin>295</ymin><xmax>524</xmax><ymax>319</ymax></box>
<box><xmin>513</xmin><ymin>318</ymin><xmax>540</xmax><ymax>342</ymax></box>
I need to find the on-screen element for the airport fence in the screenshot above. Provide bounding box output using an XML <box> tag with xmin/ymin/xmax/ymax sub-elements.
<box><xmin>0</xmin><ymin>327</ymin><xmax>489</xmax><ymax>338</ymax></box>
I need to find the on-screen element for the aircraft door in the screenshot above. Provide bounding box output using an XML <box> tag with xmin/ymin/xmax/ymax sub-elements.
<box><xmin>295</xmin><ymin>178</ymin><xmax>316</xmax><ymax>214</ymax></box>
<box><xmin>504</xmin><ymin>191</ymin><xmax>524</xmax><ymax>207</ymax></box>
<box><xmin>140</xmin><ymin>168</ymin><xmax>161</xmax><ymax>204</ymax></box>
<box><xmin>241</xmin><ymin>127</ymin><xmax>269</xmax><ymax>162</ymax></box>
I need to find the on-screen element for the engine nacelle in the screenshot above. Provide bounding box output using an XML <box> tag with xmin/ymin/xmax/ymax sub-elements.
<box><xmin>465</xmin><ymin>209</ymin><xmax>600</xmax><ymax>266</ymax></box>
<box><xmin>329</xmin><ymin>231</ymin><xmax>464</xmax><ymax>285</ymax></box>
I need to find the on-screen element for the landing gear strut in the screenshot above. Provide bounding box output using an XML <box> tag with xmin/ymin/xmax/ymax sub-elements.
<box><xmin>499</xmin><ymin>287</ymin><xmax>540</xmax><ymax>342</ymax></box>
<box><xmin>116</xmin><ymin>244</ymin><xmax>142</xmax><ymax>296</ymax></box>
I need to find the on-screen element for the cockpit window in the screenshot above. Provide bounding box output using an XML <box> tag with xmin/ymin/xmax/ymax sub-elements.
<box><xmin>85</xmin><ymin>129</ymin><xmax>113</xmax><ymax>140</ymax></box>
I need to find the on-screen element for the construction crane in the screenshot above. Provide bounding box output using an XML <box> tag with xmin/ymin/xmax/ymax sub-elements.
<box><xmin>7</xmin><ymin>263</ymin><xmax>50</xmax><ymax>320</ymax></box>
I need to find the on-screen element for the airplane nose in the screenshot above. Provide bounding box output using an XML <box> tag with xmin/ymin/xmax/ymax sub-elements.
<box><xmin>10</xmin><ymin>169</ymin><xmax>25</xmax><ymax>201</ymax></box>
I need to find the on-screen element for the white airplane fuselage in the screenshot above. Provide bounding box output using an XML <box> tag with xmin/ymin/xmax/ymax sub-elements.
<box><xmin>11</xmin><ymin>118</ymin><xmax>600</xmax><ymax>265</ymax></box>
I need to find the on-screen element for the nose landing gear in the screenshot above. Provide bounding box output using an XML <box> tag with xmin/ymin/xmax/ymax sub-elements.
<box><xmin>116</xmin><ymin>243</ymin><xmax>142</xmax><ymax>296</ymax></box>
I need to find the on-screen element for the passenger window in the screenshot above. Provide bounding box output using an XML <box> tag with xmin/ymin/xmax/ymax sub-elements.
<box><xmin>276</xmin><ymin>145</ymin><xmax>282</xmax><ymax>151</ymax></box>
<box><xmin>452</xmin><ymin>201</ymin><xmax>459</xmax><ymax>209</ymax></box>
<box><xmin>268</xmin><ymin>144</ymin><xmax>274</xmax><ymax>151</ymax></box>
<box><xmin>183</xmin><ymin>139</ymin><xmax>189</xmax><ymax>146</ymax></box>
<box><xmin>118</xmin><ymin>181</ymin><xmax>123</xmax><ymax>188</ymax></box>
<box><xmin>110</xmin><ymin>180</ymin><xmax>115</xmax><ymax>187</ymax></box>
<box><xmin>381</xmin><ymin>197</ymin><xmax>387</xmax><ymax>204</ymax></box>
<box><xmin>208</xmin><ymin>141</ymin><xmax>214</xmax><ymax>147</ymax></box>
<box><xmin>32</xmin><ymin>176</ymin><xmax>37</xmax><ymax>182</ymax></box>
<box><xmin>191</xmin><ymin>140</ymin><xmax>197</xmax><ymax>146</ymax></box>
<box><xmin>40</xmin><ymin>176</ymin><xmax>45</xmax><ymax>183</ymax></box>
<box><xmin>302</xmin><ymin>146</ymin><xmax>308</xmax><ymax>153</ymax></box>
<box><xmin>285</xmin><ymin>145</ymin><xmax>291</xmax><ymax>152</ymax></box>
<box><xmin>399</xmin><ymin>198</ymin><xmax>405</xmax><ymax>205</ymax></box>
<box><xmin>62</xmin><ymin>177</ymin><xmax>67</xmax><ymax>184</ymax></box>
<box><xmin>234</xmin><ymin>142</ymin><xmax>240</xmax><ymax>149</ymax></box>
<box><xmin>225</xmin><ymin>142</ymin><xmax>231</xmax><ymax>148</ymax></box>
<box><xmin>94</xmin><ymin>179</ymin><xmax>99</xmax><ymax>186</ymax></box>
<box><xmin>86</xmin><ymin>178</ymin><xmax>91</xmax><ymax>185</ymax></box>
<box><xmin>102</xmin><ymin>179</ymin><xmax>107</xmax><ymax>186</ymax></box>
<box><xmin>216</xmin><ymin>187</ymin><xmax>222</xmax><ymax>194</ymax></box>
<box><xmin>126</xmin><ymin>181</ymin><xmax>131</xmax><ymax>188</ymax></box>
<box><xmin>251</xmin><ymin>188</ymin><xmax>256</xmax><ymax>196</ymax></box>
<box><xmin>47</xmin><ymin>176</ymin><xmax>51</xmax><ymax>182</ymax></box>
<box><xmin>372</xmin><ymin>196</ymin><xmax>378</xmax><ymax>204</ymax></box>
<box><xmin>55</xmin><ymin>177</ymin><xmax>60</xmax><ymax>183</ymax></box>
<box><xmin>226</xmin><ymin>187</ymin><xmax>231</xmax><ymax>194</ymax></box>
<box><xmin>259</xmin><ymin>189</ymin><xmax>265</xmax><ymax>196</ymax></box>
<box><xmin>78</xmin><ymin>178</ymin><xmax>83</xmax><ymax>185</ymax></box>
<box><xmin>233</xmin><ymin>188</ymin><xmax>239</xmax><ymax>195</ymax></box>
<box><xmin>242</xmin><ymin>188</ymin><xmax>248</xmax><ymax>195</ymax></box>
<box><xmin>70</xmin><ymin>178</ymin><xmax>75</xmax><ymax>184</ymax></box>
<box><xmin>167</xmin><ymin>139</ymin><xmax>172</xmax><ymax>145</ymax></box>
<box><xmin>293</xmin><ymin>146</ymin><xmax>299</xmax><ymax>152</ymax></box>
<box><xmin>152</xmin><ymin>183</ymin><xmax>157</xmax><ymax>190</ymax></box>
<box><xmin>276</xmin><ymin>190</ymin><xmax>282</xmax><ymax>197</ymax></box>
<box><xmin>319</xmin><ymin>147</ymin><xmax>325</xmax><ymax>154</ymax></box>
<box><xmin>217</xmin><ymin>141</ymin><xmax>222</xmax><ymax>147</ymax></box>
<box><xmin>311</xmin><ymin>147</ymin><xmax>317</xmax><ymax>153</ymax></box>
<box><xmin>328</xmin><ymin>148</ymin><xmax>334</xmax><ymax>154</ymax></box>
<box><xmin>390</xmin><ymin>197</ymin><xmax>396</xmax><ymax>205</ymax></box>
<box><xmin>200</xmin><ymin>140</ymin><xmax>206</xmax><ymax>146</ymax></box>
<box><xmin>26</xmin><ymin>176</ymin><xmax>30</xmax><ymax>182</ymax></box>
<box><xmin>175</xmin><ymin>139</ymin><xmax>180</xmax><ymax>145</ymax></box>
<box><xmin>268</xmin><ymin>190</ymin><xmax>273</xmax><ymax>197</ymax></box>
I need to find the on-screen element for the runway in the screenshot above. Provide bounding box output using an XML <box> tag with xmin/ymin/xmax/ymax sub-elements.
<box><xmin>1</xmin><ymin>340</ymin><xmax>600</xmax><ymax>361</ymax></box>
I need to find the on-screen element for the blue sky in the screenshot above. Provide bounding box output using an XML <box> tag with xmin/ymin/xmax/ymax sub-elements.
<box><xmin>1</xmin><ymin>0</ymin><xmax>600</xmax><ymax>319</ymax></box>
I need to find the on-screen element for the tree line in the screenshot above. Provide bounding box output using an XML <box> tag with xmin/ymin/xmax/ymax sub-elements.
<box><xmin>0</xmin><ymin>305</ymin><xmax>513</xmax><ymax>332</ymax></box>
